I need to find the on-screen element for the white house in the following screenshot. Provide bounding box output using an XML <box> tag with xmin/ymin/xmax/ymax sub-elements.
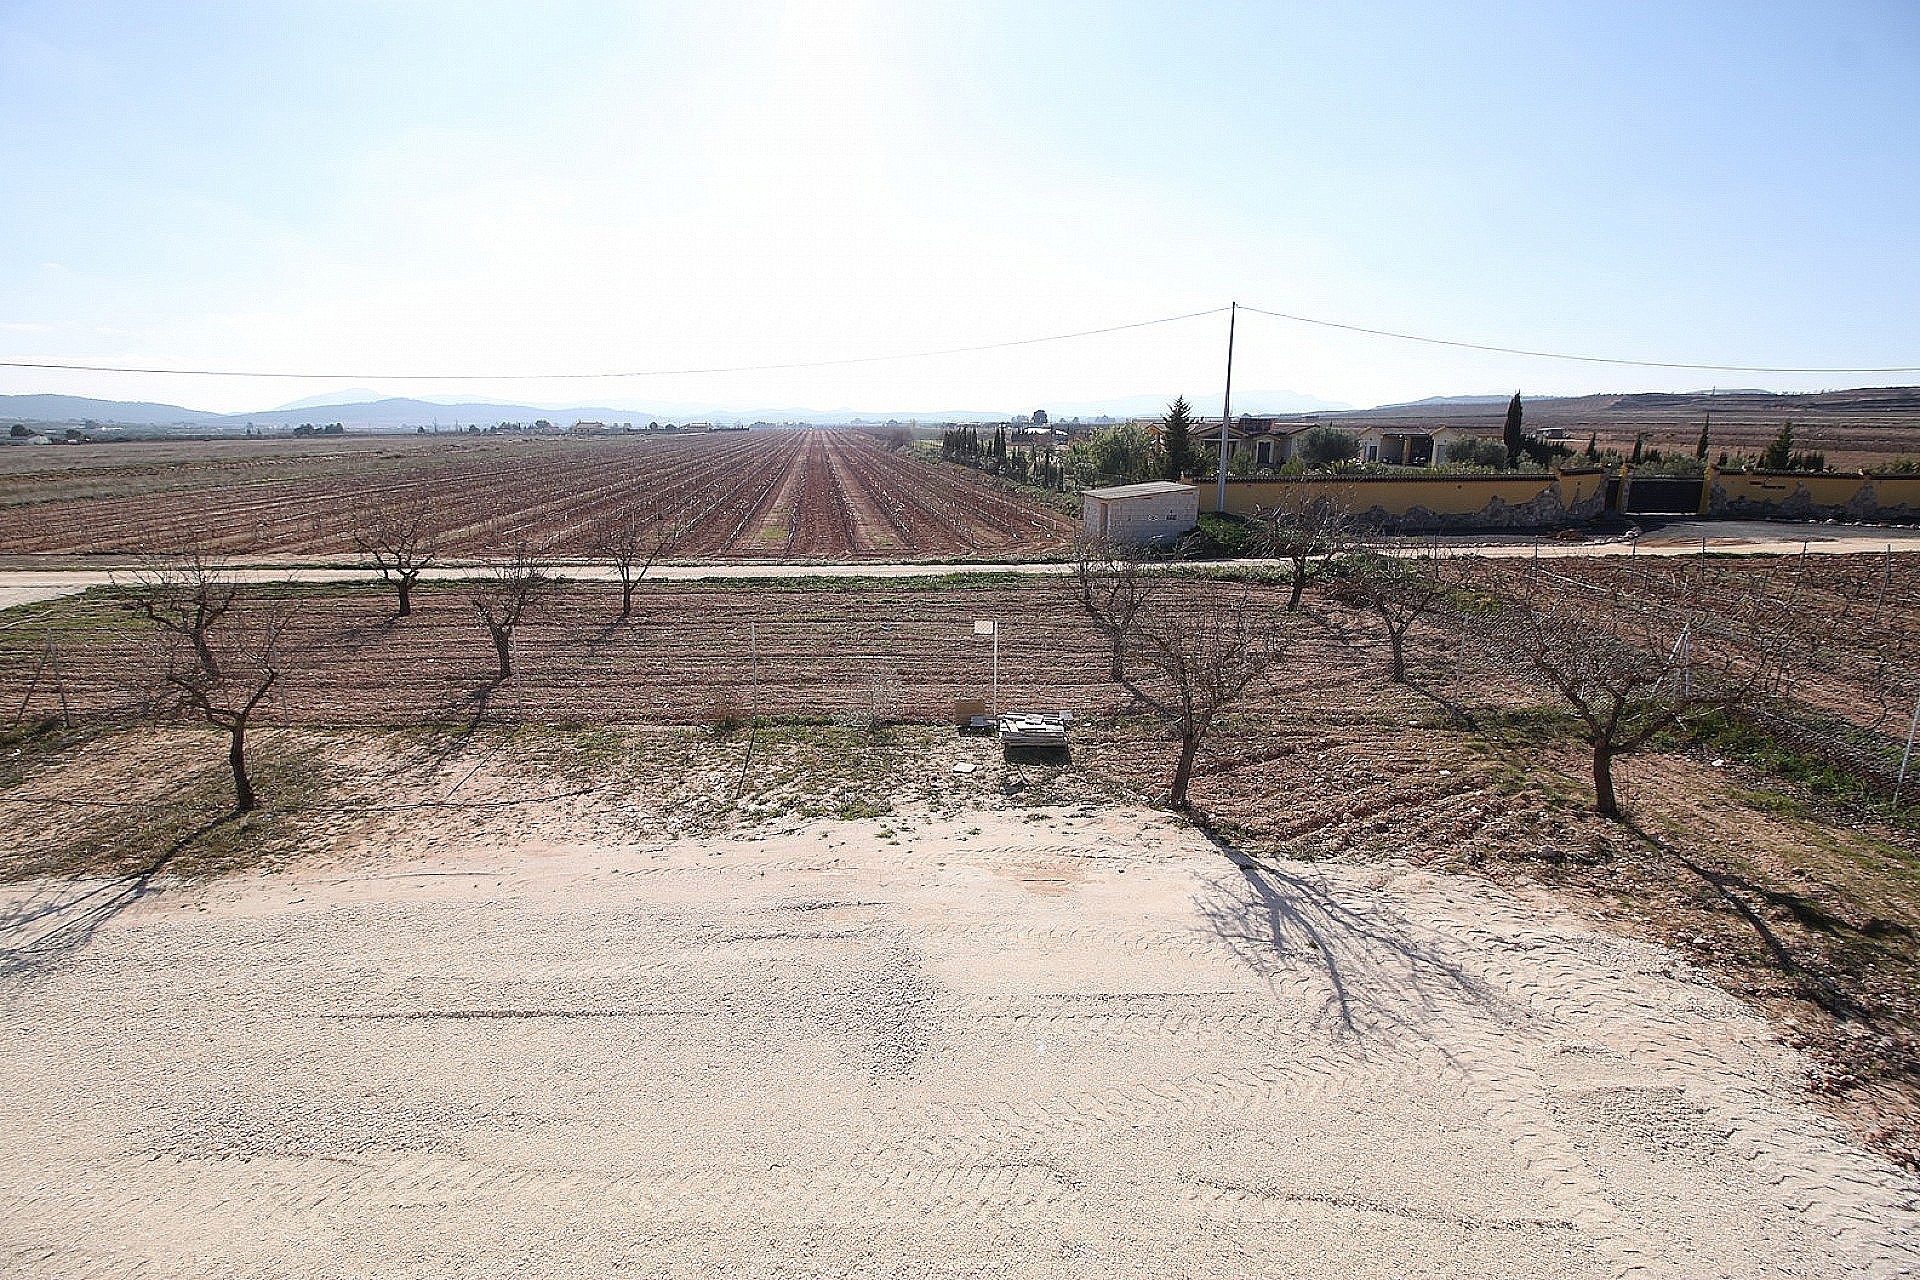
<box><xmin>1330</xmin><ymin>423</ymin><xmax>1494</xmax><ymax>466</ymax></box>
<box><xmin>1081</xmin><ymin>481</ymin><xmax>1200</xmax><ymax>546</ymax></box>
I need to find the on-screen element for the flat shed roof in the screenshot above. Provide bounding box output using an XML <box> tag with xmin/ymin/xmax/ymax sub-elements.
<box><xmin>1082</xmin><ymin>481</ymin><xmax>1197</xmax><ymax>501</ymax></box>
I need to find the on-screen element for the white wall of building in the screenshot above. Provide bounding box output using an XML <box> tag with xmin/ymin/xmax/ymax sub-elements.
<box><xmin>1083</xmin><ymin>489</ymin><xmax>1200</xmax><ymax>544</ymax></box>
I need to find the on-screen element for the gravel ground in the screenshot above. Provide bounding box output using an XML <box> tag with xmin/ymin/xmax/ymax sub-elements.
<box><xmin>2</xmin><ymin>804</ymin><xmax>1917</xmax><ymax>1279</ymax></box>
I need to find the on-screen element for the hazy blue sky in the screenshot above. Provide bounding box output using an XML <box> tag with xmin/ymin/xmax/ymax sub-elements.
<box><xmin>2</xmin><ymin>1</ymin><xmax>1915</xmax><ymax>413</ymax></box>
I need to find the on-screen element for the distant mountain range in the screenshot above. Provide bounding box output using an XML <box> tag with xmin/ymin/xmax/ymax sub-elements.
<box><xmin>0</xmin><ymin>388</ymin><xmax>1349</xmax><ymax>431</ymax></box>
<box><xmin>0</xmin><ymin>394</ymin><xmax>225</xmax><ymax>426</ymax></box>
<box><xmin>5</xmin><ymin>385</ymin><xmax>1918</xmax><ymax>434</ymax></box>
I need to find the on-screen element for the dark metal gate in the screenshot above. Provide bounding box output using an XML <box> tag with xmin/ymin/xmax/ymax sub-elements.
<box><xmin>1622</xmin><ymin>475</ymin><xmax>1704</xmax><ymax>516</ymax></box>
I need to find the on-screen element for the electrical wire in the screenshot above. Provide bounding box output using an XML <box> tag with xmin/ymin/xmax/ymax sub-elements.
<box><xmin>5</xmin><ymin>299</ymin><xmax>1914</xmax><ymax>380</ymax></box>
<box><xmin>1238</xmin><ymin>303</ymin><xmax>1920</xmax><ymax>374</ymax></box>
<box><xmin>0</xmin><ymin>306</ymin><xmax>1229</xmax><ymax>382</ymax></box>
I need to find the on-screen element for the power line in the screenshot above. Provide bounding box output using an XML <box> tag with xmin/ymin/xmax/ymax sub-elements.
<box><xmin>5</xmin><ymin>299</ymin><xmax>1914</xmax><ymax>381</ymax></box>
<box><xmin>1239</xmin><ymin>303</ymin><xmax>1920</xmax><ymax>374</ymax></box>
<box><xmin>0</xmin><ymin>307</ymin><xmax>1229</xmax><ymax>382</ymax></box>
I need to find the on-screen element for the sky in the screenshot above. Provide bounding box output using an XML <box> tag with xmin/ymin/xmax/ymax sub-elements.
<box><xmin>1</xmin><ymin>0</ymin><xmax>1916</xmax><ymax>416</ymax></box>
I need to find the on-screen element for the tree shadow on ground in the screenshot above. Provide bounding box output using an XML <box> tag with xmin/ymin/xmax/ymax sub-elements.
<box><xmin>1400</xmin><ymin>677</ymin><xmax>1481</xmax><ymax>730</ymax></box>
<box><xmin>1003</xmin><ymin>744</ymin><xmax>1071</xmax><ymax>768</ymax></box>
<box><xmin>0</xmin><ymin>815</ymin><xmax>227</xmax><ymax>979</ymax></box>
<box><xmin>1190</xmin><ymin>820</ymin><xmax>1515</xmax><ymax>1046</ymax></box>
<box><xmin>1622</xmin><ymin>819</ymin><xmax>1868</xmax><ymax>1022</ymax></box>
<box><xmin>424</xmin><ymin>674</ymin><xmax>515</xmax><ymax>740</ymax></box>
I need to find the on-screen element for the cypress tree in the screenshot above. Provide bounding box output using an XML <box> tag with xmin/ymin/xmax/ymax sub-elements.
<box><xmin>1162</xmin><ymin>395</ymin><xmax>1194</xmax><ymax>480</ymax></box>
<box><xmin>1502</xmin><ymin>391</ymin><xmax>1524</xmax><ymax>465</ymax></box>
<box><xmin>1760</xmin><ymin>422</ymin><xmax>1794</xmax><ymax>470</ymax></box>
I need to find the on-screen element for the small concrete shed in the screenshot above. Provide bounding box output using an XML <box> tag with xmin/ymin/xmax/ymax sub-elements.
<box><xmin>1081</xmin><ymin>481</ymin><xmax>1200</xmax><ymax>546</ymax></box>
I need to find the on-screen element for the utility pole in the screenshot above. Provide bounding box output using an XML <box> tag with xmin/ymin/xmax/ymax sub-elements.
<box><xmin>1215</xmin><ymin>301</ymin><xmax>1237</xmax><ymax>514</ymax></box>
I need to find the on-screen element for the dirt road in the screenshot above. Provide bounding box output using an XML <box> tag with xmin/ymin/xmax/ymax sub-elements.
<box><xmin>1</xmin><ymin>519</ymin><xmax>1917</xmax><ymax>613</ymax></box>
<box><xmin>2</xmin><ymin>805</ymin><xmax>1914</xmax><ymax>1278</ymax></box>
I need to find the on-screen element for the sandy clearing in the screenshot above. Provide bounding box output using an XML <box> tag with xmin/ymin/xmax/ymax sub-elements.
<box><xmin>1</xmin><ymin>806</ymin><xmax>1916</xmax><ymax>1279</ymax></box>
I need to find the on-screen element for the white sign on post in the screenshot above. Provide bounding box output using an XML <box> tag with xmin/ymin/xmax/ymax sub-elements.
<box><xmin>973</xmin><ymin>619</ymin><xmax>1000</xmax><ymax>713</ymax></box>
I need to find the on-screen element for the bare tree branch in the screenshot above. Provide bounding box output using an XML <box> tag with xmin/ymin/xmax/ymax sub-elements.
<box><xmin>1110</xmin><ymin>576</ymin><xmax>1285</xmax><ymax>809</ymax></box>
<box><xmin>349</xmin><ymin>497</ymin><xmax>440</xmax><ymax>618</ymax></box>
<box><xmin>592</xmin><ymin>499</ymin><xmax>693</xmax><ymax>620</ymax></box>
<box><xmin>127</xmin><ymin>555</ymin><xmax>294</xmax><ymax>814</ymax></box>
<box><xmin>467</xmin><ymin>543</ymin><xmax>551</xmax><ymax>681</ymax></box>
<box><xmin>1468</xmin><ymin>558</ymin><xmax>1795</xmax><ymax>820</ymax></box>
<box><xmin>1069</xmin><ymin>534</ymin><xmax>1160</xmax><ymax>683</ymax></box>
<box><xmin>1250</xmin><ymin>492</ymin><xmax>1354</xmax><ymax>612</ymax></box>
<box><xmin>1327</xmin><ymin>540</ymin><xmax>1464</xmax><ymax>685</ymax></box>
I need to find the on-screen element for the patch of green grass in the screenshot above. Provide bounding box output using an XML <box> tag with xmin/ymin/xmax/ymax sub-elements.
<box><xmin>1184</xmin><ymin>512</ymin><xmax>1255</xmax><ymax>558</ymax></box>
<box><xmin>0</xmin><ymin>717</ymin><xmax>95</xmax><ymax>790</ymax></box>
<box><xmin>0</xmin><ymin>593</ymin><xmax>141</xmax><ymax>642</ymax></box>
<box><xmin>1734</xmin><ymin>786</ymin><xmax>1811</xmax><ymax>818</ymax></box>
<box><xmin>1681</xmin><ymin>709</ymin><xmax>1904</xmax><ymax>815</ymax></box>
<box><xmin>669</xmin><ymin>571</ymin><xmax>1042</xmax><ymax>594</ymax></box>
<box><xmin>1472</xmin><ymin>704</ymin><xmax>1584</xmax><ymax>743</ymax></box>
<box><xmin>4</xmin><ymin>732</ymin><xmax>339</xmax><ymax>883</ymax></box>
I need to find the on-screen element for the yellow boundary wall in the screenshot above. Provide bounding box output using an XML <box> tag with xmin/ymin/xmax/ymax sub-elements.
<box><xmin>1214</xmin><ymin>468</ymin><xmax>1608</xmax><ymax>525</ymax></box>
<box><xmin>1706</xmin><ymin>469</ymin><xmax>1920</xmax><ymax>518</ymax></box>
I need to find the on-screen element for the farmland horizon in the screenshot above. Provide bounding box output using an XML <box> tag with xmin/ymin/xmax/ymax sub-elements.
<box><xmin>7</xmin><ymin>381</ymin><xmax>1920</xmax><ymax>434</ymax></box>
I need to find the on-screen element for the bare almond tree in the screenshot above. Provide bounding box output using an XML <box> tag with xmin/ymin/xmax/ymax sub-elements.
<box><xmin>350</xmin><ymin>497</ymin><xmax>439</xmax><ymax>618</ymax></box>
<box><xmin>1327</xmin><ymin>542</ymin><xmax>1461</xmax><ymax>684</ymax></box>
<box><xmin>593</xmin><ymin>500</ymin><xmax>692</xmax><ymax>620</ymax></box>
<box><xmin>1472</xmin><ymin>566</ymin><xmax>1791</xmax><ymax>820</ymax></box>
<box><xmin>131</xmin><ymin>548</ymin><xmax>238</xmax><ymax>678</ymax></box>
<box><xmin>468</xmin><ymin>544</ymin><xmax>550</xmax><ymax>681</ymax></box>
<box><xmin>129</xmin><ymin>555</ymin><xmax>293</xmax><ymax>814</ymax></box>
<box><xmin>1251</xmin><ymin>492</ymin><xmax>1353</xmax><ymax>612</ymax></box>
<box><xmin>1069</xmin><ymin>534</ymin><xmax>1159</xmax><ymax>682</ymax></box>
<box><xmin>1113</xmin><ymin>584</ymin><xmax>1284</xmax><ymax>808</ymax></box>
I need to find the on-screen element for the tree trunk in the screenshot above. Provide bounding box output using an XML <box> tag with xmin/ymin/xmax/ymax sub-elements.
<box><xmin>1287</xmin><ymin>563</ymin><xmax>1306</xmax><ymax>612</ymax></box>
<box><xmin>1169</xmin><ymin>732</ymin><xmax>1202</xmax><ymax>808</ymax></box>
<box><xmin>230</xmin><ymin>720</ymin><xmax>256</xmax><ymax>813</ymax></box>
<box><xmin>490</xmin><ymin>626</ymin><xmax>512</xmax><ymax>679</ymax></box>
<box><xmin>1386</xmin><ymin>622</ymin><xmax>1408</xmax><ymax>683</ymax></box>
<box><xmin>620</xmin><ymin>578</ymin><xmax>636</xmax><ymax>619</ymax></box>
<box><xmin>193</xmin><ymin>635</ymin><xmax>219</xmax><ymax>680</ymax></box>
<box><xmin>397</xmin><ymin>579</ymin><xmax>412</xmax><ymax>617</ymax></box>
<box><xmin>1593</xmin><ymin>741</ymin><xmax>1621</xmax><ymax>819</ymax></box>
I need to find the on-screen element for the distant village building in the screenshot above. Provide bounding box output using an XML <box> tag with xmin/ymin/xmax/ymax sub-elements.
<box><xmin>1081</xmin><ymin>481</ymin><xmax>1199</xmax><ymax>546</ymax></box>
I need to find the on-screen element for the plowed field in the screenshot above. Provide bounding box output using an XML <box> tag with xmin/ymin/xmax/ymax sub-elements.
<box><xmin>0</xmin><ymin>430</ymin><xmax>1074</xmax><ymax>560</ymax></box>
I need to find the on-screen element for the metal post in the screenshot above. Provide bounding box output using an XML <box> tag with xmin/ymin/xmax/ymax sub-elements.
<box><xmin>1215</xmin><ymin>301</ymin><xmax>1236</xmax><ymax>514</ymax></box>
<box><xmin>1669</xmin><ymin>620</ymin><xmax>1694</xmax><ymax>697</ymax></box>
<box><xmin>993</xmin><ymin>624</ymin><xmax>1000</xmax><ymax>716</ymax></box>
<box><xmin>1896</xmin><ymin>692</ymin><xmax>1920</xmax><ymax>811</ymax></box>
<box><xmin>12</xmin><ymin>632</ymin><xmax>50</xmax><ymax>728</ymax></box>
